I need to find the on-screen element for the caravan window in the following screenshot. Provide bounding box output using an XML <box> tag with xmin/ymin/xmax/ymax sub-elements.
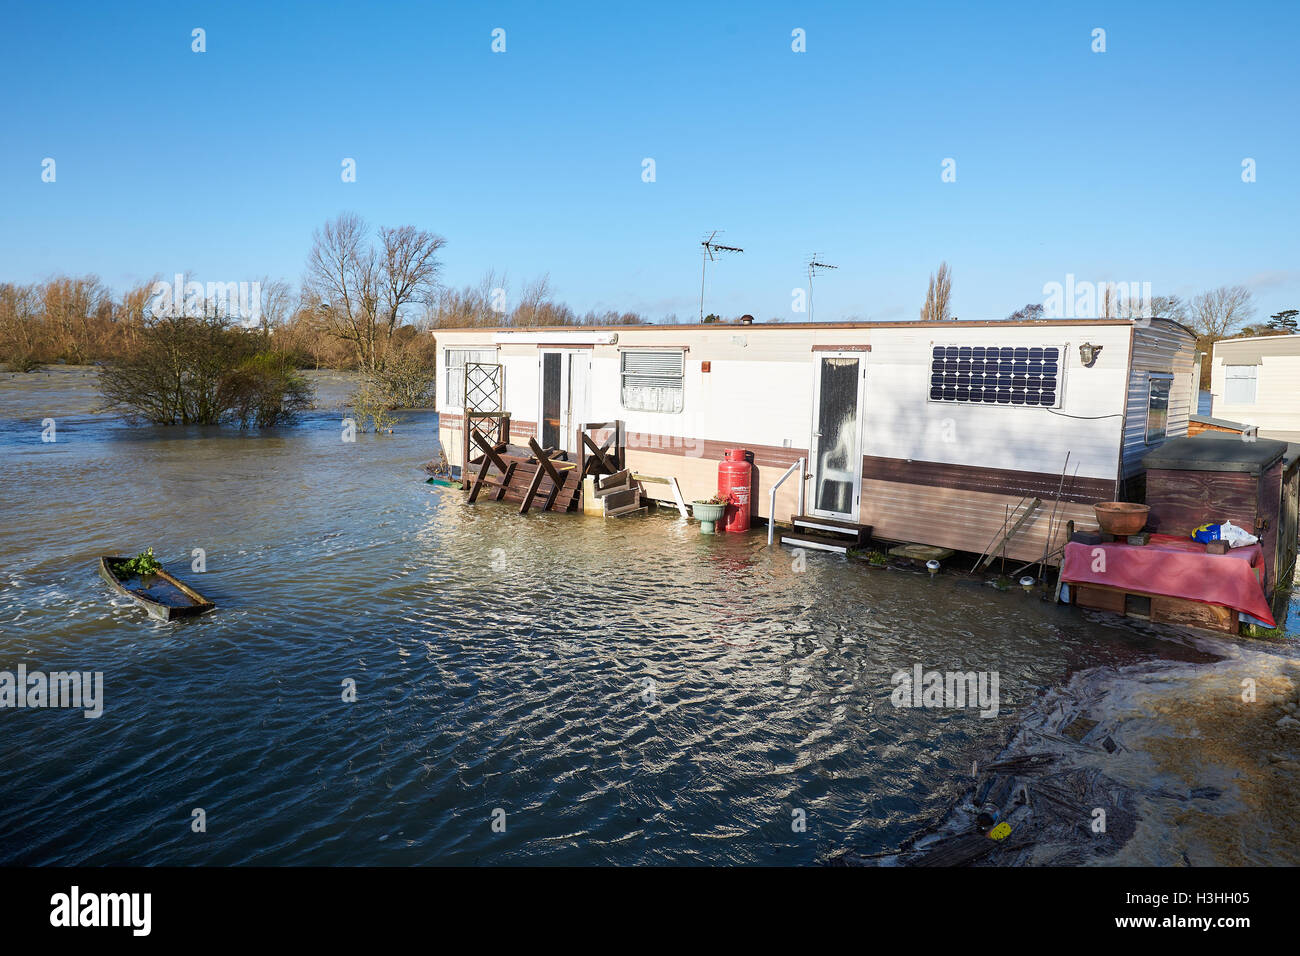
<box><xmin>621</xmin><ymin>350</ymin><xmax>685</xmax><ymax>413</ymax></box>
<box><xmin>1146</xmin><ymin>373</ymin><xmax>1173</xmax><ymax>444</ymax></box>
<box><xmin>445</xmin><ymin>348</ymin><xmax>497</xmax><ymax>407</ymax></box>
<box><xmin>1224</xmin><ymin>365</ymin><xmax>1258</xmax><ymax>405</ymax></box>
<box><xmin>928</xmin><ymin>346</ymin><xmax>1062</xmax><ymax>407</ymax></box>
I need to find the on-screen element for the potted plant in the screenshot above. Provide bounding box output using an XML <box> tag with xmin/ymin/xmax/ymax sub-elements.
<box><xmin>119</xmin><ymin>548</ymin><xmax>162</xmax><ymax>588</ymax></box>
<box><xmin>691</xmin><ymin>494</ymin><xmax>728</xmax><ymax>534</ymax></box>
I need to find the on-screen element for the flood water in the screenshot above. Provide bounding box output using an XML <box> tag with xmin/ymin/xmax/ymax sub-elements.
<box><xmin>1</xmin><ymin>367</ymin><xmax>1295</xmax><ymax>865</ymax></box>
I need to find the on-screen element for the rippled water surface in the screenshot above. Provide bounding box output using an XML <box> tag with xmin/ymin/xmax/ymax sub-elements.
<box><xmin>1</xmin><ymin>368</ymin><xmax>1292</xmax><ymax>865</ymax></box>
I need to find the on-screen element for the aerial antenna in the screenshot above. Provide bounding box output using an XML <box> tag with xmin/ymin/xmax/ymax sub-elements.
<box><xmin>807</xmin><ymin>253</ymin><xmax>838</xmax><ymax>323</ymax></box>
<box><xmin>699</xmin><ymin>230</ymin><xmax>744</xmax><ymax>322</ymax></box>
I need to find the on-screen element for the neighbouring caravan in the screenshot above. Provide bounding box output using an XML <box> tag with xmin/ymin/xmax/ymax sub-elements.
<box><xmin>434</xmin><ymin>318</ymin><xmax>1197</xmax><ymax>564</ymax></box>
<box><xmin>1210</xmin><ymin>333</ymin><xmax>1300</xmax><ymax>443</ymax></box>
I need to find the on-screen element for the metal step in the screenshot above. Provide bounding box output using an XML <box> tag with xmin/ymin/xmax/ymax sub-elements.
<box><xmin>779</xmin><ymin>531</ymin><xmax>851</xmax><ymax>554</ymax></box>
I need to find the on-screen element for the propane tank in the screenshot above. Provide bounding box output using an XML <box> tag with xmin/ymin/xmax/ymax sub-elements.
<box><xmin>717</xmin><ymin>448</ymin><xmax>752</xmax><ymax>533</ymax></box>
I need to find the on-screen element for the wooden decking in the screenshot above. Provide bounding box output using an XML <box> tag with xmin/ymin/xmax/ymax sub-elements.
<box><xmin>464</xmin><ymin>422</ymin><xmax>627</xmax><ymax>515</ymax></box>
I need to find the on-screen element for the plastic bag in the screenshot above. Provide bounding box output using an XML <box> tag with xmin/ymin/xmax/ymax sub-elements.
<box><xmin>1191</xmin><ymin>521</ymin><xmax>1258</xmax><ymax>548</ymax></box>
<box><xmin>1220</xmin><ymin>521</ymin><xmax>1258</xmax><ymax>548</ymax></box>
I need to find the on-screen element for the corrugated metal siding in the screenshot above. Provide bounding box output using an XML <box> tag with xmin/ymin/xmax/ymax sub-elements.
<box><xmin>1121</xmin><ymin>321</ymin><xmax>1197</xmax><ymax>479</ymax></box>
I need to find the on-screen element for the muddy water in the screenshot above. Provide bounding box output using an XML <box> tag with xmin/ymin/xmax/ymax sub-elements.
<box><xmin>0</xmin><ymin>367</ymin><xmax>1295</xmax><ymax>865</ymax></box>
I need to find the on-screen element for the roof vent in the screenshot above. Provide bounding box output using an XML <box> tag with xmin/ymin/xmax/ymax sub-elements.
<box><xmin>738</xmin><ymin>314</ymin><xmax>755</xmax><ymax>325</ymax></box>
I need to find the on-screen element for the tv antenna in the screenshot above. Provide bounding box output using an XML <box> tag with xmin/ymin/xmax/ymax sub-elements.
<box><xmin>807</xmin><ymin>254</ymin><xmax>838</xmax><ymax>323</ymax></box>
<box><xmin>699</xmin><ymin>231</ymin><xmax>744</xmax><ymax>322</ymax></box>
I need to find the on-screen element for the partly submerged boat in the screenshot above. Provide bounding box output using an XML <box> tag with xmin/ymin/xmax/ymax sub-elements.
<box><xmin>421</xmin><ymin>456</ymin><xmax>462</xmax><ymax>488</ymax></box>
<box><xmin>97</xmin><ymin>557</ymin><xmax>215</xmax><ymax>621</ymax></box>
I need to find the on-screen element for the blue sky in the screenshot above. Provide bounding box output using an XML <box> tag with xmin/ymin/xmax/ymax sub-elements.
<box><xmin>2</xmin><ymin>0</ymin><xmax>1297</xmax><ymax>323</ymax></box>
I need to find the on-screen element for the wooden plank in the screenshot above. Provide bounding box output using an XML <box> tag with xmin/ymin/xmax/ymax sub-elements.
<box><xmin>583</xmin><ymin>431</ymin><xmax>618</xmax><ymax>476</ymax></box>
<box><xmin>863</xmin><ymin>456</ymin><xmax>1113</xmax><ymax>505</ymax></box>
<box><xmin>493</xmin><ymin>461</ymin><xmax>516</xmax><ymax>502</ymax></box>
<box><xmin>602</xmin><ymin>488</ymin><xmax>639</xmax><ymax>512</ymax></box>
<box><xmin>1074</xmin><ymin>585</ymin><xmax>1127</xmax><ymax>614</ymax></box>
<box><xmin>1151</xmin><ymin>595</ymin><xmax>1237</xmax><ymax>634</ymax></box>
<box><xmin>859</xmin><ymin>478</ymin><xmax>1097</xmax><ymax>565</ymax></box>
<box><xmin>978</xmin><ymin>498</ymin><xmax>1041</xmax><ymax>570</ymax></box>
<box><xmin>597</xmin><ymin>469</ymin><xmax>631</xmax><ymax>493</ymax></box>
<box><xmin>1145</xmin><ymin>469</ymin><xmax>1257</xmax><ymax>536</ymax></box>
<box><xmin>471</xmin><ymin>430</ymin><xmax>510</xmax><ymax>473</ymax></box>
<box><xmin>527</xmin><ymin>437</ymin><xmax>576</xmax><ymax>511</ymax></box>
<box><xmin>518</xmin><ymin>465</ymin><xmax>547</xmax><ymax>514</ymax></box>
<box><xmin>466</xmin><ymin>453</ymin><xmax>495</xmax><ymax>504</ymax></box>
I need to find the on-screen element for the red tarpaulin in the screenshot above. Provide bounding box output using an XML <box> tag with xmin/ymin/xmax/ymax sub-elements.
<box><xmin>1061</xmin><ymin>533</ymin><xmax>1276</xmax><ymax>627</ymax></box>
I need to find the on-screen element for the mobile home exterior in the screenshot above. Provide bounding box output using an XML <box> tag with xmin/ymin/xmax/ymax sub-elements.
<box><xmin>434</xmin><ymin>318</ymin><xmax>1197</xmax><ymax>564</ymax></box>
<box><xmin>1210</xmin><ymin>333</ymin><xmax>1300</xmax><ymax>443</ymax></box>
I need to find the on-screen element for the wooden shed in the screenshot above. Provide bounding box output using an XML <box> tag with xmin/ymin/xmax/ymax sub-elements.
<box><xmin>1142</xmin><ymin>434</ymin><xmax>1299</xmax><ymax>607</ymax></box>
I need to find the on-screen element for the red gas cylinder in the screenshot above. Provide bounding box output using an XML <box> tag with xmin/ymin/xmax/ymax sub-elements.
<box><xmin>717</xmin><ymin>448</ymin><xmax>752</xmax><ymax>533</ymax></box>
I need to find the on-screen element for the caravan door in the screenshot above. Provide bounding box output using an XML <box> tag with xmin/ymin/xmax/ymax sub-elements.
<box><xmin>809</xmin><ymin>352</ymin><xmax>866</xmax><ymax>521</ymax></box>
<box><xmin>538</xmin><ymin>349</ymin><xmax>590</xmax><ymax>455</ymax></box>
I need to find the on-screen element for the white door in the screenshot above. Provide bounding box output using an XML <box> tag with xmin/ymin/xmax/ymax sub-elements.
<box><xmin>538</xmin><ymin>350</ymin><xmax>590</xmax><ymax>455</ymax></box>
<box><xmin>809</xmin><ymin>352</ymin><xmax>866</xmax><ymax>520</ymax></box>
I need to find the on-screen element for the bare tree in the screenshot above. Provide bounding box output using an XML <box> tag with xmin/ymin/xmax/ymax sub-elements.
<box><xmin>1190</xmin><ymin>285</ymin><xmax>1255</xmax><ymax>339</ymax></box>
<box><xmin>376</xmin><ymin>225</ymin><xmax>445</xmax><ymax>361</ymax></box>
<box><xmin>42</xmin><ymin>275</ymin><xmax>110</xmax><ymax>364</ymax></box>
<box><xmin>429</xmin><ymin>269</ymin><xmax>507</xmax><ymax>329</ymax></box>
<box><xmin>1188</xmin><ymin>285</ymin><xmax>1255</xmax><ymax>384</ymax></box>
<box><xmin>304</xmin><ymin>213</ymin><xmax>444</xmax><ymax>371</ymax></box>
<box><xmin>0</xmin><ymin>282</ymin><xmax>41</xmax><ymax>367</ymax></box>
<box><xmin>1149</xmin><ymin>294</ymin><xmax>1188</xmax><ymax>322</ymax></box>
<box><xmin>254</xmin><ymin>277</ymin><xmax>294</xmax><ymax>337</ymax></box>
<box><xmin>1007</xmin><ymin>303</ymin><xmax>1044</xmax><ymax>321</ymax></box>
<box><xmin>513</xmin><ymin>274</ymin><xmax>554</xmax><ymax>327</ymax></box>
<box><xmin>920</xmin><ymin>262</ymin><xmax>952</xmax><ymax>322</ymax></box>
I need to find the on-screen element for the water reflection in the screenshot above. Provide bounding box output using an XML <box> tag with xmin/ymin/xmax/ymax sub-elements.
<box><xmin>0</xmin><ymin>369</ymin><xmax>1284</xmax><ymax>865</ymax></box>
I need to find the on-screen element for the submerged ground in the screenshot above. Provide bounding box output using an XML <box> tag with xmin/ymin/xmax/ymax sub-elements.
<box><xmin>1</xmin><ymin>367</ymin><xmax>1296</xmax><ymax>865</ymax></box>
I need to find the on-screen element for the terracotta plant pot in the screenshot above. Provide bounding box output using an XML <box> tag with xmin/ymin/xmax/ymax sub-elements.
<box><xmin>1093</xmin><ymin>501</ymin><xmax>1150</xmax><ymax>536</ymax></box>
<box><xmin>691</xmin><ymin>501</ymin><xmax>727</xmax><ymax>534</ymax></box>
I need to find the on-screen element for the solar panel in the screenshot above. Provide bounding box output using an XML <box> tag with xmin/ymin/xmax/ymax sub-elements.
<box><xmin>929</xmin><ymin>345</ymin><xmax>1061</xmax><ymax>407</ymax></box>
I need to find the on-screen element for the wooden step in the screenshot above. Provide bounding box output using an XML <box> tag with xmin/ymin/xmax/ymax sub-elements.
<box><xmin>778</xmin><ymin>531</ymin><xmax>852</xmax><ymax>554</ymax></box>
<box><xmin>597</xmin><ymin>468</ymin><xmax>630</xmax><ymax>491</ymax></box>
<box><xmin>594</xmin><ymin>477</ymin><xmax>633</xmax><ymax>498</ymax></box>
<box><xmin>790</xmin><ymin>515</ymin><xmax>872</xmax><ymax>543</ymax></box>
<box><xmin>602</xmin><ymin>487</ymin><xmax>640</xmax><ymax>513</ymax></box>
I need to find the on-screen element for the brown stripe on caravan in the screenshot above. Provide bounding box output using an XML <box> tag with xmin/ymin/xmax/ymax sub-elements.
<box><xmin>859</xmin><ymin>480</ymin><xmax>1103</xmax><ymax>565</ymax></box>
<box><xmin>861</xmin><ymin>455</ymin><xmax>1117</xmax><ymax>504</ymax></box>
<box><xmin>624</xmin><ymin>432</ymin><xmax>808</xmax><ymax>469</ymax></box>
<box><xmin>443</xmin><ymin>419</ymin><xmax>807</xmax><ymax>470</ymax></box>
<box><xmin>439</xmin><ymin>414</ymin><xmax>537</xmax><ymax>433</ymax></box>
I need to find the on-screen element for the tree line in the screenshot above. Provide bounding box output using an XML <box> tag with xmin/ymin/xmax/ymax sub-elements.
<box><xmin>921</xmin><ymin>260</ymin><xmax>1295</xmax><ymax>382</ymax></box>
<box><xmin>0</xmin><ymin>212</ymin><xmax>651</xmax><ymax>375</ymax></box>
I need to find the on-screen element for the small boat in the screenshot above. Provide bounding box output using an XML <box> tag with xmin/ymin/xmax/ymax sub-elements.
<box><xmin>421</xmin><ymin>454</ymin><xmax>462</xmax><ymax>488</ymax></box>
<box><xmin>97</xmin><ymin>557</ymin><xmax>216</xmax><ymax>621</ymax></box>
